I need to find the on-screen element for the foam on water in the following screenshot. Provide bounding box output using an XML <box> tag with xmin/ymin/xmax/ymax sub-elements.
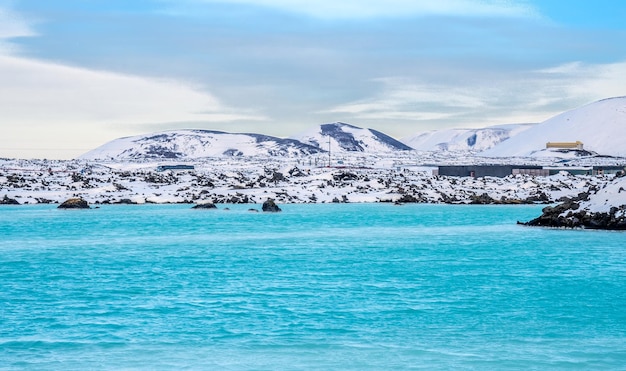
<box><xmin>1</xmin><ymin>204</ymin><xmax>625</xmax><ymax>369</ymax></box>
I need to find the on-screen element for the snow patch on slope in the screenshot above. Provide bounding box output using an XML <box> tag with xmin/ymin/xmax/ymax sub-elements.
<box><xmin>402</xmin><ymin>124</ymin><xmax>533</xmax><ymax>152</ymax></box>
<box><xmin>483</xmin><ymin>97</ymin><xmax>626</xmax><ymax>158</ymax></box>
<box><xmin>292</xmin><ymin>122</ymin><xmax>413</xmax><ymax>153</ymax></box>
<box><xmin>80</xmin><ymin>130</ymin><xmax>324</xmax><ymax>160</ymax></box>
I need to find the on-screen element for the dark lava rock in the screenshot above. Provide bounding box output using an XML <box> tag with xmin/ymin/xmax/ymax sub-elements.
<box><xmin>519</xmin><ymin>201</ymin><xmax>581</xmax><ymax>228</ymax></box>
<box><xmin>524</xmin><ymin>192</ymin><xmax>551</xmax><ymax>203</ymax></box>
<box><xmin>58</xmin><ymin>198</ymin><xmax>90</xmax><ymax>209</ymax></box>
<box><xmin>288</xmin><ymin>167</ymin><xmax>306</xmax><ymax>177</ymax></box>
<box><xmin>1</xmin><ymin>195</ymin><xmax>20</xmax><ymax>205</ymax></box>
<box><xmin>269</xmin><ymin>171</ymin><xmax>284</xmax><ymax>183</ymax></box>
<box><xmin>35</xmin><ymin>198</ymin><xmax>55</xmax><ymax>204</ymax></box>
<box><xmin>192</xmin><ymin>202</ymin><xmax>217</xmax><ymax>209</ymax></box>
<box><xmin>469</xmin><ymin>193</ymin><xmax>496</xmax><ymax>204</ymax></box>
<box><xmin>396</xmin><ymin>194</ymin><xmax>421</xmax><ymax>203</ymax></box>
<box><xmin>116</xmin><ymin>198</ymin><xmax>136</xmax><ymax>204</ymax></box>
<box><xmin>262</xmin><ymin>199</ymin><xmax>282</xmax><ymax>212</ymax></box>
<box><xmin>333</xmin><ymin>172</ymin><xmax>358</xmax><ymax>182</ymax></box>
<box><xmin>520</xmin><ymin>192</ymin><xmax>626</xmax><ymax>230</ymax></box>
<box><xmin>332</xmin><ymin>195</ymin><xmax>349</xmax><ymax>203</ymax></box>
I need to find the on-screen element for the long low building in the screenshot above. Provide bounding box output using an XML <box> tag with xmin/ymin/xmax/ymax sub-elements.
<box><xmin>436</xmin><ymin>165</ymin><xmax>625</xmax><ymax>177</ymax></box>
<box><xmin>436</xmin><ymin>165</ymin><xmax>543</xmax><ymax>178</ymax></box>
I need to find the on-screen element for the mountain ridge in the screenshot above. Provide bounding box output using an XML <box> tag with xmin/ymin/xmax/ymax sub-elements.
<box><xmin>293</xmin><ymin>122</ymin><xmax>413</xmax><ymax>153</ymax></box>
<box><xmin>80</xmin><ymin>129</ymin><xmax>325</xmax><ymax>160</ymax></box>
<box><xmin>78</xmin><ymin>97</ymin><xmax>626</xmax><ymax>160</ymax></box>
<box><xmin>401</xmin><ymin>123</ymin><xmax>534</xmax><ymax>152</ymax></box>
<box><xmin>81</xmin><ymin>122</ymin><xmax>416</xmax><ymax>160</ymax></box>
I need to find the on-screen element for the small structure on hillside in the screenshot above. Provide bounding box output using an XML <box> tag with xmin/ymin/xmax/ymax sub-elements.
<box><xmin>546</xmin><ymin>141</ymin><xmax>584</xmax><ymax>150</ymax></box>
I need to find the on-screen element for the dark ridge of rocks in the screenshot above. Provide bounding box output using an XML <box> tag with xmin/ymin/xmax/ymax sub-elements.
<box><xmin>288</xmin><ymin>167</ymin><xmax>307</xmax><ymax>177</ymax></box>
<box><xmin>469</xmin><ymin>193</ymin><xmax>497</xmax><ymax>204</ymax></box>
<box><xmin>520</xmin><ymin>204</ymin><xmax>626</xmax><ymax>230</ymax></box>
<box><xmin>332</xmin><ymin>195</ymin><xmax>349</xmax><ymax>203</ymax></box>
<box><xmin>519</xmin><ymin>200</ymin><xmax>581</xmax><ymax>228</ymax></box>
<box><xmin>396</xmin><ymin>194</ymin><xmax>422</xmax><ymax>203</ymax></box>
<box><xmin>113</xmin><ymin>183</ymin><xmax>130</xmax><ymax>191</ymax></box>
<box><xmin>262</xmin><ymin>198</ymin><xmax>282</xmax><ymax>212</ymax></box>
<box><xmin>520</xmin><ymin>192</ymin><xmax>626</xmax><ymax>230</ymax></box>
<box><xmin>525</xmin><ymin>192</ymin><xmax>551</xmax><ymax>203</ymax></box>
<box><xmin>468</xmin><ymin>192</ymin><xmax>552</xmax><ymax>205</ymax></box>
<box><xmin>114</xmin><ymin>198</ymin><xmax>137</xmax><ymax>204</ymax></box>
<box><xmin>192</xmin><ymin>202</ymin><xmax>217</xmax><ymax>209</ymax></box>
<box><xmin>58</xmin><ymin>197</ymin><xmax>90</xmax><ymax>209</ymax></box>
<box><xmin>268</xmin><ymin>171</ymin><xmax>285</xmax><ymax>183</ymax></box>
<box><xmin>35</xmin><ymin>198</ymin><xmax>55</xmax><ymax>204</ymax></box>
<box><xmin>1</xmin><ymin>195</ymin><xmax>20</xmax><ymax>205</ymax></box>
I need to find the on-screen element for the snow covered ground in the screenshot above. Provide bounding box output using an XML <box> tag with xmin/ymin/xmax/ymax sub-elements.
<box><xmin>576</xmin><ymin>175</ymin><xmax>626</xmax><ymax>216</ymax></box>
<box><xmin>1</xmin><ymin>152</ymin><xmax>622</xmax><ymax>207</ymax></box>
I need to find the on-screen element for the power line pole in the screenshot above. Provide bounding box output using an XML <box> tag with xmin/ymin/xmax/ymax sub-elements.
<box><xmin>328</xmin><ymin>135</ymin><xmax>331</xmax><ymax>167</ymax></box>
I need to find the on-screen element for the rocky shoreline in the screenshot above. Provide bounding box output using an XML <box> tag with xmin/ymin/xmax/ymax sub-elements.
<box><xmin>0</xmin><ymin>159</ymin><xmax>611</xmax><ymax>206</ymax></box>
<box><xmin>520</xmin><ymin>175</ymin><xmax>626</xmax><ymax>230</ymax></box>
<box><xmin>3</xmin><ymin>158</ymin><xmax>626</xmax><ymax>229</ymax></box>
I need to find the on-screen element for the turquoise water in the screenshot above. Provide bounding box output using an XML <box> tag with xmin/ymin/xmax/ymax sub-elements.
<box><xmin>1</xmin><ymin>203</ymin><xmax>626</xmax><ymax>370</ymax></box>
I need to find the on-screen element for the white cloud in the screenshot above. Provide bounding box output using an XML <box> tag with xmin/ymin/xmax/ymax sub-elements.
<box><xmin>535</xmin><ymin>61</ymin><xmax>626</xmax><ymax>101</ymax></box>
<box><xmin>0</xmin><ymin>55</ymin><xmax>263</xmax><ymax>159</ymax></box>
<box><xmin>326</xmin><ymin>61</ymin><xmax>626</xmax><ymax>130</ymax></box>
<box><xmin>181</xmin><ymin>0</ymin><xmax>538</xmax><ymax>19</ymax></box>
<box><xmin>325</xmin><ymin>78</ymin><xmax>487</xmax><ymax>121</ymax></box>
<box><xmin>0</xmin><ymin>4</ymin><xmax>37</xmax><ymax>53</ymax></box>
<box><xmin>0</xmin><ymin>3</ymin><xmax>267</xmax><ymax>159</ymax></box>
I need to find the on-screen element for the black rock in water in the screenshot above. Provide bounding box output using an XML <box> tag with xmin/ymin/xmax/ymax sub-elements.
<box><xmin>58</xmin><ymin>198</ymin><xmax>90</xmax><ymax>209</ymax></box>
<box><xmin>262</xmin><ymin>199</ymin><xmax>282</xmax><ymax>212</ymax></box>
<box><xmin>192</xmin><ymin>202</ymin><xmax>217</xmax><ymax>209</ymax></box>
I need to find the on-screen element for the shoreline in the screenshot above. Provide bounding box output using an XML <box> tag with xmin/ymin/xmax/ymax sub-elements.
<box><xmin>3</xmin><ymin>156</ymin><xmax>626</xmax><ymax>229</ymax></box>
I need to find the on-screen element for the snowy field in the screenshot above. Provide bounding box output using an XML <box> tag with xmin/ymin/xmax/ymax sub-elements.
<box><xmin>2</xmin><ymin>152</ymin><xmax>623</xmax><ymax>209</ymax></box>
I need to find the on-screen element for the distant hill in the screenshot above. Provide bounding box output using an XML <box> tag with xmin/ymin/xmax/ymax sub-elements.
<box><xmin>291</xmin><ymin>122</ymin><xmax>413</xmax><ymax>153</ymax></box>
<box><xmin>78</xmin><ymin>97</ymin><xmax>626</xmax><ymax>161</ymax></box>
<box><xmin>401</xmin><ymin>124</ymin><xmax>534</xmax><ymax>152</ymax></box>
<box><xmin>79</xmin><ymin>130</ymin><xmax>324</xmax><ymax>160</ymax></box>
<box><xmin>483</xmin><ymin>97</ymin><xmax>626</xmax><ymax>158</ymax></box>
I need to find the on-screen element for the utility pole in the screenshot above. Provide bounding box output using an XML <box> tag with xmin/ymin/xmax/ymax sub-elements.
<box><xmin>328</xmin><ymin>135</ymin><xmax>331</xmax><ymax>167</ymax></box>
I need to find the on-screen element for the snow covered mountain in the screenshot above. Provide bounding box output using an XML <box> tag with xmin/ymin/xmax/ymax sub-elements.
<box><xmin>291</xmin><ymin>122</ymin><xmax>413</xmax><ymax>153</ymax></box>
<box><xmin>401</xmin><ymin>124</ymin><xmax>534</xmax><ymax>152</ymax></box>
<box><xmin>483</xmin><ymin>97</ymin><xmax>626</xmax><ymax>158</ymax></box>
<box><xmin>79</xmin><ymin>130</ymin><xmax>324</xmax><ymax>160</ymax></box>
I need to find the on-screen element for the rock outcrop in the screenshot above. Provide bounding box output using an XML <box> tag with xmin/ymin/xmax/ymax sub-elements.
<box><xmin>1</xmin><ymin>195</ymin><xmax>20</xmax><ymax>205</ymax></box>
<box><xmin>192</xmin><ymin>202</ymin><xmax>217</xmax><ymax>209</ymax></box>
<box><xmin>115</xmin><ymin>198</ymin><xmax>137</xmax><ymax>204</ymax></box>
<box><xmin>262</xmin><ymin>199</ymin><xmax>281</xmax><ymax>212</ymax></box>
<box><xmin>58</xmin><ymin>198</ymin><xmax>90</xmax><ymax>209</ymax></box>
<box><xmin>520</xmin><ymin>192</ymin><xmax>626</xmax><ymax>230</ymax></box>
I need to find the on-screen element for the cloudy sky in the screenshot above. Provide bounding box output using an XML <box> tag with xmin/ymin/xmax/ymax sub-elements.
<box><xmin>1</xmin><ymin>0</ymin><xmax>625</xmax><ymax>159</ymax></box>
